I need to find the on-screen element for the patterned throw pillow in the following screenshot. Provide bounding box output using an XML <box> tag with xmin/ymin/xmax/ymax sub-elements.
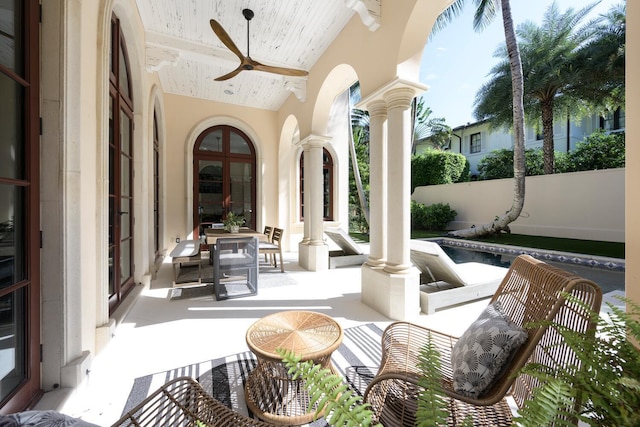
<box><xmin>451</xmin><ymin>302</ymin><xmax>528</xmax><ymax>398</ymax></box>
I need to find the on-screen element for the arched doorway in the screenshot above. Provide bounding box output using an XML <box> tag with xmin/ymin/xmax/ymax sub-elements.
<box><xmin>193</xmin><ymin>126</ymin><xmax>257</xmax><ymax>237</ymax></box>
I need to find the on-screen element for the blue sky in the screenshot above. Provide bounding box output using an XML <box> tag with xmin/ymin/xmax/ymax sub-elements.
<box><xmin>419</xmin><ymin>0</ymin><xmax>621</xmax><ymax>128</ymax></box>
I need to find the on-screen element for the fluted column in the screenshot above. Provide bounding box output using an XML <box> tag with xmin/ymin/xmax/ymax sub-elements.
<box><xmin>383</xmin><ymin>87</ymin><xmax>416</xmax><ymax>274</ymax></box>
<box><xmin>364</xmin><ymin>100</ymin><xmax>388</xmax><ymax>267</ymax></box>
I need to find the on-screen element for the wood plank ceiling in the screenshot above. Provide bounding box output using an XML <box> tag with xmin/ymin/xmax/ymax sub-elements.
<box><xmin>135</xmin><ymin>0</ymin><xmax>380</xmax><ymax>110</ymax></box>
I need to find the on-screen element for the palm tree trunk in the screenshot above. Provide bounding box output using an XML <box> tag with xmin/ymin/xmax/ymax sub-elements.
<box><xmin>348</xmin><ymin>109</ymin><xmax>370</xmax><ymax>227</ymax></box>
<box><xmin>450</xmin><ymin>0</ymin><xmax>525</xmax><ymax>238</ymax></box>
<box><xmin>541</xmin><ymin>98</ymin><xmax>555</xmax><ymax>174</ymax></box>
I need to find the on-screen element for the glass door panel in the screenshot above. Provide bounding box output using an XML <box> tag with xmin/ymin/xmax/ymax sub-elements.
<box><xmin>229</xmin><ymin>161</ymin><xmax>253</xmax><ymax>225</ymax></box>
<box><xmin>198</xmin><ymin>160</ymin><xmax>224</xmax><ymax>235</ymax></box>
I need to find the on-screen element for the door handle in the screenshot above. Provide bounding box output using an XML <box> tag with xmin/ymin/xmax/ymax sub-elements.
<box><xmin>118</xmin><ymin>211</ymin><xmax>129</xmax><ymax>215</ymax></box>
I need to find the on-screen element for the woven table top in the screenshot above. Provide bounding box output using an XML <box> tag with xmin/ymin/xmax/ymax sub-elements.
<box><xmin>246</xmin><ymin>310</ymin><xmax>343</xmax><ymax>362</ymax></box>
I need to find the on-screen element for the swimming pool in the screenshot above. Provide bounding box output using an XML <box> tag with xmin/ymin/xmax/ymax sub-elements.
<box><xmin>437</xmin><ymin>239</ymin><xmax>625</xmax><ymax>295</ymax></box>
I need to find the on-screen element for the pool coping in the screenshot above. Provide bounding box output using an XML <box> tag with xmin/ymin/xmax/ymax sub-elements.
<box><xmin>427</xmin><ymin>237</ymin><xmax>626</xmax><ymax>272</ymax></box>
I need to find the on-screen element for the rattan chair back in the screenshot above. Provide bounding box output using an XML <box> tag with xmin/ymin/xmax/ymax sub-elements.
<box><xmin>364</xmin><ymin>254</ymin><xmax>602</xmax><ymax>426</ymax></box>
<box><xmin>111</xmin><ymin>376</ymin><xmax>274</xmax><ymax>427</ymax></box>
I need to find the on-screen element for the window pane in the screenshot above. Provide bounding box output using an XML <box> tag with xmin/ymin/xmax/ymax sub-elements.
<box><xmin>120</xmin><ymin>111</ymin><xmax>130</xmax><ymax>157</ymax></box>
<box><xmin>119</xmin><ymin>198</ymin><xmax>130</xmax><ymax>238</ymax></box>
<box><xmin>0</xmin><ymin>184</ymin><xmax>25</xmax><ymax>289</ymax></box>
<box><xmin>198</xmin><ymin>160</ymin><xmax>224</xmax><ymax>224</ymax></box>
<box><xmin>0</xmin><ymin>0</ymin><xmax>24</xmax><ymax>75</ymax></box>
<box><xmin>0</xmin><ymin>287</ymin><xmax>26</xmax><ymax>402</ymax></box>
<box><xmin>119</xmin><ymin>238</ymin><xmax>131</xmax><ymax>282</ymax></box>
<box><xmin>120</xmin><ymin>153</ymin><xmax>130</xmax><ymax>197</ymax></box>
<box><xmin>0</xmin><ymin>73</ymin><xmax>25</xmax><ymax>180</ymax></box>
<box><xmin>118</xmin><ymin>41</ymin><xmax>130</xmax><ymax>98</ymax></box>
<box><xmin>229</xmin><ymin>131</ymin><xmax>251</xmax><ymax>154</ymax></box>
<box><xmin>199</xmin><ymin>129</ymin><xmax>223</xmax><ymax>152</ymax></box>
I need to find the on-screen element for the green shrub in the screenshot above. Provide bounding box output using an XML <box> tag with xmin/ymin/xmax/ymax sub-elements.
<box><xmin>565</xmin><ymin>129</ymin><xmax>625</xmax><ymax>172</ymax></box>
<box><xmin>411</xmin><ymin>149</ymin><xmax>469</xmax><ymax>191</ymax></box>
<box><xmin>411</xmin><ymin>201</ymin><xmax>457</xmax><ymax>231</ymax></box>
<box><xmin>477</xmin><ymin>131</ymin><xmax>625</xmax><ymax>180</ymax></box>
<box><xmin>477</xmin><ymin>148</ymin><xmax>552</xmax><ymax>179</ymax></box>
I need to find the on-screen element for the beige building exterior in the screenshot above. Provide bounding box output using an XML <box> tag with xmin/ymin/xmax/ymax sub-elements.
<box><xmin>0</xmin><ymin>0</ymin><xmax>637</xmax><ymax>413</ymax></box>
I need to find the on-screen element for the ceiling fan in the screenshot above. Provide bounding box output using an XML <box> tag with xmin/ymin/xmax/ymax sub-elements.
<box><xmin>210</xmin><ymin>8</ymin><xmax>309</xmax><ymax>81</ymax></box>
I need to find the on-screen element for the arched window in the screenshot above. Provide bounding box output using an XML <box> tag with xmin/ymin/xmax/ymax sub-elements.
<box><xmin>300</xmin><ymin>149</ymin><xmax>334</xmax><ymax>221</ymax></box>
<box><xmin>108</xmin><ymin>14</ymin><xmax>135</xmax><ymax>312</ymax></box>
<box><xmin>193</xmin><ymin>126</ymin><xmax>257</xmax><ymax>236</ymax></box>
<box><xmin>153</xmin><ymin>110</ymin><xmax>160</xmax><ymax>257</ymax></box>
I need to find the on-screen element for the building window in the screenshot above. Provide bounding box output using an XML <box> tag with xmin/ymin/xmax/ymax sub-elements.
<box><xmin>470</xmin><ymin>133</ymin><xmax>481</xmax><ymax>153</ymax></box>
<box><xmin>300</xmin><ymin>148</ymin><xmax>333</xmax><ymax>221</ymax></box>
<box><xmin>600</xmin><ymin>108</ymin><xmax>625</xmax><ymax>132</ymax></box>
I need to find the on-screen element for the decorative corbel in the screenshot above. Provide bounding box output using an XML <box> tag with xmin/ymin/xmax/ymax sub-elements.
<box><xmin>283</xmin><ymin>77</ymin><xmax>307</xmax><ymax>102</ymax></box>
<box><xmin>344</xmin><ymin>0</ymin><xmax>381</xmax><ymax>32</ymax></box>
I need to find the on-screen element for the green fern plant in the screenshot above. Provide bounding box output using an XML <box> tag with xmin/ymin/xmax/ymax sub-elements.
<box><xmin>415</xmin><ymin>335</ymin><xmax>449</xmax><ymax>426</ymax></box>
<box><xmin>514</xmin><ymin>295</ymin><xmax>640</xmax><ymax>427</ymax></box>
<box><xmin>278</xmin><ymin>348</ymin><xmax>382</xmax><ymax>427</ymax></box>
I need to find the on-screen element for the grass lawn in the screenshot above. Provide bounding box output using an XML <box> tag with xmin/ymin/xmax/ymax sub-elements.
<box><xmin>351</xmin><ymin>231</ymin><xmax>625</xmax><ymax>259</ymax></box>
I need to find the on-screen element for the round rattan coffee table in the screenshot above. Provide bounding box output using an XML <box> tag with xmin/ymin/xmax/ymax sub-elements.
<box><xmin>244</xmin><ymin>310</ymin><xmax>344</xmax><ymax>425</ymax></box>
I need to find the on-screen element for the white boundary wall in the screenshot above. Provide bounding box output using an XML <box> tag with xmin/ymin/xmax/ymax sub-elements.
<box><xmin>412</xmin><ymin>168</ymin><xmax>624</xmax><ymax>243</ymax></box>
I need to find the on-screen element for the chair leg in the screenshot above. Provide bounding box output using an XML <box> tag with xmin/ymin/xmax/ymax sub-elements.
<box><xmin>278</xmin><ymin>250</ymin><xmax>284</xmax><ymax>272</ymax></box>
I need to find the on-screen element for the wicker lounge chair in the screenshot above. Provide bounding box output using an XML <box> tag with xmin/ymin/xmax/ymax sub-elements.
<box><xmin>112</xmin><ymin>376</ymin><xmax>274</xmax><ymax>427</ymax></box>
<box><xmin>410</xmin><ymin>239</ymin><xmax>508</xmax><ymax>313</ymax></box>
<box><xmin>364</xmin><ymin>254</ymin><xmax>602</xmax><ymax>426</ymax></box>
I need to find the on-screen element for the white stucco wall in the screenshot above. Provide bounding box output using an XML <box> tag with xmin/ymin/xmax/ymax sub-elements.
<box><xmin>413</xmin><ymin>168</ymin><xmax>625</xmax><ymax>243</ymax></box>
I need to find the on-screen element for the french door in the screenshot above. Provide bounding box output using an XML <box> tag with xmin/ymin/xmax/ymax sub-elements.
<box><xmin>108</xmin><ymin>15</ymin><xmax>135</xmax><ymax>312</ymax></box>
<box><xmin>0</xmin><ymin>0</ymin><xmax>41</xmax><ymax>412</ymax></box>
<box><xmin>193</xmin><ymin>126</ymin><xmax>256</xmax><ymax>238</ymax></box>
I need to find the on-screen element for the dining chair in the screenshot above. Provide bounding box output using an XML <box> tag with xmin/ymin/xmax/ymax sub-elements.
<box><xmin>262</xmin><ymin>226</ymin><xmax>274</xmax><ymax>263</ymax></box>
<box><xmin>258</xmin><ymin>227</ymin><xmax>284</xmax><ymax>272</ymax></box>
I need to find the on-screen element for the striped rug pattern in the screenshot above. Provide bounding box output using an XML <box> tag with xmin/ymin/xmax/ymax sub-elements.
<box><xmin>122</xmin><ymin>323</ymin><xmax>384</xmax><ymax>426</ymax></box>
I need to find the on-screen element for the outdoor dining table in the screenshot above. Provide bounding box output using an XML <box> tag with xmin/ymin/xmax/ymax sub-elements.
<box><xmin>204</xmin><ymin>227</ymin><xmax>267</xmax><ymax>244</ymax></box>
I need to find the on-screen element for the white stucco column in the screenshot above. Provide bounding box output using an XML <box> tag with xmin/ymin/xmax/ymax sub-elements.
<box><xmin>298</xmin><ymin>135</ymin><xmax>330</xmax><ymax>271</ymax></box>
<box><xmin>358</xmin><ymin>78</ymin><xmax>427</xmax><ymax>321</ymax></box>
<box><xmin>383</xmin><ymin>87</ymin><xmax>415</xmax><ymax>274</ymax></box>
<box><xmin>363</xmin><ymin>100</ymin><xmax>387</xmax><ymax>267</ymax></box>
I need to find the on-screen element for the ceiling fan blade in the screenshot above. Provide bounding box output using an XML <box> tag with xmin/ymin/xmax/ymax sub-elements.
<box><xmin>210</xmin><ymin>19</ymin><xmax>245</xmax><ymax>61</ymax></box>
<box><xmin>214</xmin><ymin>65</ymin><xmax>244</xmax><ymax>81</ymax></box>
<box><xmin>251</xmin><ymin>60</ymin><xmax>309</xmax><ymax>77</ymax></box>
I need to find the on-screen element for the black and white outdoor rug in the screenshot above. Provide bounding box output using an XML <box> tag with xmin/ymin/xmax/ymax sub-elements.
<box><xmin>121</xmin><ymin>323</ymin><xmax>383</xmax><ymax>426</ymax></box>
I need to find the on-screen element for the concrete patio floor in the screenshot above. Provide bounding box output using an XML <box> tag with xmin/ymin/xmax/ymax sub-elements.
<box><xmin>33</xmin><ymin>247</ymin><xmax>623</xmax><ymax>426</ymax></box>
<box><xmin>33</xmin><ymin>247</ymin><xmax>491</xmax><ymax>426</ymax></box>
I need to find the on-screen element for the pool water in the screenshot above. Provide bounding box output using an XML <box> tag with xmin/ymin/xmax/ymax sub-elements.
<box><xmin>441</xmin><ymin>245</ymin><xmax>625</xmax><ymax>295</ymax></box>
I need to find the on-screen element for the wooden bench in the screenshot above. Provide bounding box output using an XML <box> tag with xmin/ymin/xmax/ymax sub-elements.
<box><xmin>170</xmin><ymin>240</ymin><xmax>201</xmax><ymax>285</ymax></box>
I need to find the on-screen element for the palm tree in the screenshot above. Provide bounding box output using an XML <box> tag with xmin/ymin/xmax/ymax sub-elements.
<box><xmin>474</xmin><ymin>2</ymin><xmax>600</xmax><ymax>174</ymax></box>
<box><xmin>567</xmin><ymin>2</ymin><xmax>626</xmax><ymax>112</ymax></box>
<box><xmin>412</xmin><ymin>98</ymin><xmax>453</xmax><ymax>153</ymax></box>
<box><xmin>435</xmin><ymin>0</ymin><xmax>526</xmax><ymax>238</ymax></box>
<box><xmin>349</xmin><ymin>83</ymin><xmax>370</xmax><ymax>229</ymax></box>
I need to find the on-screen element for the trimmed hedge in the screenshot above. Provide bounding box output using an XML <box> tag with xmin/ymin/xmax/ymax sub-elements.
<box><xmin>411</xmin><ymin>201</ymin><xmax>457</xmax><ymax>231</ymax></box>
<box><xmin>411</xmin><ymin>149</ymin><xmax>469</xmax><ymax>191</ymax></box>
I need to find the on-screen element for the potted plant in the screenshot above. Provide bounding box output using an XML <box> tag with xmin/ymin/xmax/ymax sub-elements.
<box><xmin>223</xmin><ymin>212</ymin><xmax>244</xmax><ymax>233</ymax></box>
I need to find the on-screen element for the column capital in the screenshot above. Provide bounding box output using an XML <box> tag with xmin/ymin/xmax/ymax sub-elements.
<box><xmin>297</xmin><ymin>134</ymin><xmax>331</xmax><ymax>149</ymax></box>
<box><xmin>361</xmin><ymin>99</ymin><xmax>387</xmax><ymax>119</ymax></box>
<box><xmin>383</xmin><ymin>87</ymin><xmax>417</xmax><ymax>110</ymax></box>
<box><xmin>355</xmin><ymin>77</ymin><xmax>428</xmax><ymax>109</ymax></box>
